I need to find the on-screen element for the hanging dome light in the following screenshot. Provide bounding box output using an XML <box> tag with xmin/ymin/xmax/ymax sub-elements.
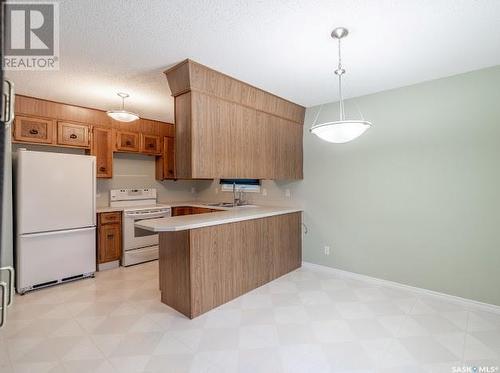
<box><xmin>106</xmin><ymin>92</ymin><xmax>139</xmax><ymax>122</ymax></box>
<box><xmin>310</xmin><ymin>27</ymin><xmax>372</xmax><ymax>143</ymax></box>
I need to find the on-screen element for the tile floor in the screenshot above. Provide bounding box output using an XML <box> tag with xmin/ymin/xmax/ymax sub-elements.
<box><xmin>1</xmin><ymin>262</ymin><xmax>499</xmax><ymax>373</ymax></box>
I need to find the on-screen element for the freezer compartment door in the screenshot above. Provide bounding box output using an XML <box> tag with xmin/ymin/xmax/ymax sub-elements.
<box><xmin>16</xmin><ymin>227</ymin><xmax>96</xmax><ymax>292</ymax></box>
<box><xmin>16</xmin><ymin>150</ymin><xmax>96</xmax><ymax>234</ymax></box>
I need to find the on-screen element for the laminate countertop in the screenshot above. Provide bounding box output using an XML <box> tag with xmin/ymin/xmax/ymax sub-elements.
<box><xmin>135</xmin><ymin>205</ymin><xmax>302</xmax><ymax>232</ymax></box>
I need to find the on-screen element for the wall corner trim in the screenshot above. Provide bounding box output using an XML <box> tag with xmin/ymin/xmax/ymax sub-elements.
<box><xmin>301</xmin><ymin>261</ymin><xmax>500</xmax><ymax>314</ymax></box>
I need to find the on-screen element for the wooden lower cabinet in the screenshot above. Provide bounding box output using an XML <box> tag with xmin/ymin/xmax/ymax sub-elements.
<box><xmin>97</xmin><ymin>212</ymin><xmax>122</xmax><ymax>266</ymax></box>
<box><xmin>159</xmin><ymin>212</ymin><xmax>302</xmax><ymax>318</ymax></box>
<box><xmin>91</xmin><ymin>127</ymin><xmax>113</xmax><ymax>178</ymax></box>
<box><xmin>171</xmin><ymin>206</ymin><xmax>216</xmax><ymax>216</ymax></box>
<box><xmin>13</xmin><ymin>115</ymin><xmax>55</xmax><ymax>144</ymax></box>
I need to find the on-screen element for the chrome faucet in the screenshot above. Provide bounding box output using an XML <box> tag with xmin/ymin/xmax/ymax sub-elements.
<box><xmin>232</xmin><ymin>183</ymin><xmax>246</xmax><ymax>206</ymax></box>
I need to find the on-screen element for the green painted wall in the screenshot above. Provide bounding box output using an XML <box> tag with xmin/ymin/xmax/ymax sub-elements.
<box><xmin>296</xmin><ymin>66</ymin><xmax>500</xmax><ymax>305</ymax></box>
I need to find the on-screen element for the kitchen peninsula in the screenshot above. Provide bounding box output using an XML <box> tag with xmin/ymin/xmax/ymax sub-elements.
<box><xmin>136</xmin><ymin>206</ymin><xmax>302</xmax><ymax>318</ymax></box>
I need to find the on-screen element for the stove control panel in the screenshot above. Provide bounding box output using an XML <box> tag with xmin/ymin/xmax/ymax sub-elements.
<box><xmin>110</xmin><ymin>188</ymin><xmax>157</xmax><ymax>202</ymax></box>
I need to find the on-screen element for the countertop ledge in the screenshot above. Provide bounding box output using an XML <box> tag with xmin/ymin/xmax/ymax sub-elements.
<box><xmin>134</xmin><ymin>205</ymin><xmax>302</xmax><ymax>232</ymax></box>
<box><xmin>96</xmin><ymin>206</ymin><xmax>124</xmax><ymax>213</ymax></box>
<box><xmin>96</xmin><ymin>201</ymin><xmax>227</xmax><ymax>214</ymax></box>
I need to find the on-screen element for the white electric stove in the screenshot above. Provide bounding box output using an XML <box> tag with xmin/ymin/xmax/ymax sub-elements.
<box><xmin>110</xmin><ymin>189</ymin><xmax>170</xmax><ymax>266</ymax></box>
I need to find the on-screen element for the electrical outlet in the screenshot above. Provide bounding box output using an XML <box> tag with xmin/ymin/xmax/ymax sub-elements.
<box><xmin>215</xmin><ymin>188</ymin><xmax>219</xmax><ymax>194</ymax></box>
<box><xmin>262</xmin><ymin>188</ymin><xmax>267</xmax><ymax>196</ymax></box>
<box><xmin>324</xmin><ymin>246</ymin><xmax>330</xmax><ymax>256</ymax></box>
<box><xmin>191</xmin><ymin>187</ymin><xmax>196</xmax><ymax>194</ymax></box>
<box><xmin>285</xmin><ymin>189</ymin><xmax>291</xmax><ymax>198</ymax></box>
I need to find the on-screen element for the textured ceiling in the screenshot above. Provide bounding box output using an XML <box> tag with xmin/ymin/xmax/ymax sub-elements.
<box><xmin>6</xmin><ymin>0</ymin><xmax>500</xmax><ymax>122</ymax></box>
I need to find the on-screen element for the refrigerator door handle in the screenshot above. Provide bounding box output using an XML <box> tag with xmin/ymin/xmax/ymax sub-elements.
<box><xmin>0</xmin><ymin>266</ymin><xmax>14</xmax><ymax>307</ymax></box>
<box><xmin>0</xmin><ymin>281</ymin><xmax>7</xmax><ymax>328</ymax></box>
<box><xmin>2</xmin><ymin>80</ymin><xmax>15</xmax><ymax>126</ymax></box>
<box><xmin>21</xmin><ymin>227</ymin><xmax>96</xmax><ymax>238</ymax></box>
<box><xmin>91</xmin><ymin>157</ymin><xmax>96</xmax><ymax>225</ymax></box>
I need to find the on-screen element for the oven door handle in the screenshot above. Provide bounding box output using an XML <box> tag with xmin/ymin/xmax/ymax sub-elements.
<box><xmin>126</xmin><ymin>212</ymin><xmax>170</xmax><ymax>219</ymax></box>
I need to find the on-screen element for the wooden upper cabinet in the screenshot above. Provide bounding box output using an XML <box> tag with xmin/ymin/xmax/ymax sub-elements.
<box><xmin>92</xmin><ymin>127</ymin><xmax>113</xmax><ymax>178</ymax></box>
<box><xmin>57</xmin><ymin>121</ymin><xmax>90</xmax><ymax>148</ymax></box>
<box><xmin>165</xmin><ymin>60</ymin><xmax>305</xmax><ymax>180</ymax></box>
<box><xmin>165</xmin><ymin>59</ymin><xmax>306</xmax><ymax>124</ymax></box>
<box><xmin>163</xmin><ymin>136</ymin><xmax>175</xmax><ymax>178</ymax></box>
<box><xmin>13</xmin><ymin>96</ymin><xmax>174</xmax><ymax>180</ymax></box>
<box><xmin>13</xmin><ymin>115</ymin><xmax>55</xmax><ymax>144</ymax></box>
<box><xmin>115</xmin><ymin>130</ymin><xmax>139</xmax><ymax>152</ymax></box>
<box><xmin>140</xmin><ymin>134</ymin><xmax>161</xmax><ymax>155</ymax></box>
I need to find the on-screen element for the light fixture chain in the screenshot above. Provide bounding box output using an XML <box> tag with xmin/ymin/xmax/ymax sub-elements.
<box><xmin>337</xmin><ymin>37</ymin><xmax>346</xmax><ymax>121</ymax></box>
<box><xmin>338</xmin><ymin>38</ymin><xmax>342</xmax><ymax>72</ymax></box>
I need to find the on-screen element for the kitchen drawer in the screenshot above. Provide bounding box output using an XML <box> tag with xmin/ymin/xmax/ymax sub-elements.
<box><xmin>99</xmin><ymin>212</ymin><xmax>121</xmax><ymax>225</ymax></box>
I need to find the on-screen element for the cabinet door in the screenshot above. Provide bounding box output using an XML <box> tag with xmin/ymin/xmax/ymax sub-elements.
<box><xmin>13</xmin><ymin>115</ymin><xmax>55</xmax><ymax>144</ymax></box>
<box><xmin>98</xmin><ymin>223</ymin><xmax>121</xmax><ymax>263</ymax></box>
<box><xmin>91</xmin><ymin>127</ymin><xmax>113</xmax><ymax>178</ymax></box>
<box><xmin>140</xmin><ymin>134</ymin><xmax>161</xmax><ymax>155</ymax></box>
<box><xmin>163</xmin><ymin>136</ymin><xmax>176</xmax><ymax>179</ymax></box>
<box><xmin>57</xmin><ymin>121</ymin><xmax>90</xmax><ymax>148</ymax></box>
<box><xmin>116</xmin><ymin>131</ymin><xmax>139</xmax><ymax>152</ymax></box>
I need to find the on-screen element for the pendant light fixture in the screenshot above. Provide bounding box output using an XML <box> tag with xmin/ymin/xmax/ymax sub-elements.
<box><xmin>310</xmin><ymin>27</ymin><xmax>372</xmax><ymax>143</ymax></box>
<box><xmin>106</xmin><ymin>92</ymin><xmax>139</xmax><ymax>122</ymax></box>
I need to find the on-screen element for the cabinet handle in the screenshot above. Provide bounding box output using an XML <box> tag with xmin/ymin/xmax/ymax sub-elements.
<box><xmin>107</xmin><ymin>234</ymin><xmax>114</xmax><ymax>239</ymax></box>
<box><xmin>148</xmin><ymin>143</ymin><xmax>154</xmax><ymax>148</ymax></box>
<box><xmin>99</xmin><ymin>166</ymin><xmax>106</xmax><ymax>172</ymax></box>
<box><xmin>29</xmin><ymin>129</ymin><xmax>39</xmax><ymax>135</ymax></box>
<box><xmin>70</xmin><ymin>134</ymin><xmax>77</xmax><ymax>139</ymax></box>
<box><xmin>125</xmin><ymin>140</ymin><xmax>132</xmax><ymax>146</ymax></box>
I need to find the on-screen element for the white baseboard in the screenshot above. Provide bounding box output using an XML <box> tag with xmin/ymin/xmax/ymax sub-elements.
<box><xmin>302</xmin><ymin>261</ymin><xmax>500</xmax><ymax>314</ymax></box>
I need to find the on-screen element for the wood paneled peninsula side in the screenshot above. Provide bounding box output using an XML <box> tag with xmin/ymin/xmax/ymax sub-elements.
<box><xmin>136</xmin><ymin>206</ymin><xmax>302</xmax><ymax>318</ymax></box>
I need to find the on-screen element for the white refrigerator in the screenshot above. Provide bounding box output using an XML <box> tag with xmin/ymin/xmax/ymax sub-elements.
<box><xmin>16</xmin><ymin>149</ymin><xmax>96</xmax><ymax>294</ymax></box>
